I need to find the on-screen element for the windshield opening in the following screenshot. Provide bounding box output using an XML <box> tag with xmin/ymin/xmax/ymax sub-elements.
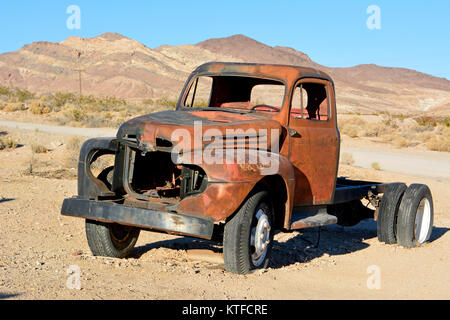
<box><xmin>183</xmin><ymin>75</ymin><xmax>285</xmax><ymax>113</ymax></box>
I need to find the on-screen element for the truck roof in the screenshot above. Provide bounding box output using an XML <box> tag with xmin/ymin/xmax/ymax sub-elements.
<box><xmin>193</xmin><ymin>62</ymin><xmax>333</xmax><ymax>84</ymax></box>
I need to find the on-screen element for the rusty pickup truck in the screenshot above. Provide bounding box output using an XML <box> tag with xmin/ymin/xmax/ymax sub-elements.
<box><xmin>61</xmin><ymin>62</ymin><xmax>434</xmax><ymax>274</ymax></box>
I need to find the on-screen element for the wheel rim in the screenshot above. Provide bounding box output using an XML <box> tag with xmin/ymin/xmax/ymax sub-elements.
<box><xmin>250</xmin><ymin>208</ymin><xmax>271</xmax><ymax>267</ymax></box>
<box><xmin>110</xmin><ymin>224</ymin><xmax>132</xmax><ymax>244</ymax></box>
<box><xmin>414</xmin><ymin>198</ymin><xmax>431</xmax><ymax>244</ymax></box>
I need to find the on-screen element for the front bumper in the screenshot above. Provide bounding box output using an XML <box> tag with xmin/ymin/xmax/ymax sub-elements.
<box><xmin>61</xmin><ymin>197</ymin><xmax>215</xmax><ymax>239</ymax></box>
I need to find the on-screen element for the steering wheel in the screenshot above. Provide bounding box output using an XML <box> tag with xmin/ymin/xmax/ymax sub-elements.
<box><xmin>251</xmin><ymin>104</ymin><xmax>280</xmax><ymax>112</ymax></box>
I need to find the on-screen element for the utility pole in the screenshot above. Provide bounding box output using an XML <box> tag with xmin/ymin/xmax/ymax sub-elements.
<box><xmin>75</xmin><ymin>51</ymin><xmax>84</xmax><ymax>107</ymax></box>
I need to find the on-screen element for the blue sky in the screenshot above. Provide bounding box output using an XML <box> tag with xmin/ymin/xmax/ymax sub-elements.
<box><xmin>0</xmin><ymin>0</ymin><xmax>449</xmax><ymax>79</ymax></box>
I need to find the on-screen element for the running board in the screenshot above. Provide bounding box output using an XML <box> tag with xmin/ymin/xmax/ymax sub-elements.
<box><xmin>290</xmin><ymin>206</ymin><xmax>338</xmax><ymax>230</ymax></box>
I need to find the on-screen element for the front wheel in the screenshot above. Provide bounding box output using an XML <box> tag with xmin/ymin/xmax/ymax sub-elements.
<box><xmin>85</xmin><ymin>220</ymin><xmax>140</xmax><ymax>258</ymax></box>
<box><xmin>223</xmin><ymin>190</ymin><xmax>274</xmax><ymax>274</ymax></box>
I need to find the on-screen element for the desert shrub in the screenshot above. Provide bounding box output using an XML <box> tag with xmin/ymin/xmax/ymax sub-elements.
<box><xmin>54</xmin><ymin>92</ymin><xmax>77</xmax><ymax>107</ymax></box>
<box><xmin>90</xmin><ymin>154</ymin><xmax>115</xmax><ymax>174</ymax></box>
<box><xmin>362</xmin><ymin>123</ymin><xmax>386</xmax><ymax>137</ymax></box>
<box><xmin>441</xmin><ymin>118</ymin><xmax>450</xmax><ymax>127</ymax></box>
<box><xmin>29</xmin><ymin>100</ymin><xmax>52</xmax><ymax>115</ymax></box>
<box><xmin>380</xmin><ymin>133</ymin><xmax>398</xmax><ymax>143</ymax></box>
<box><xmin>4</xmin><ymin>102</ymin><xmax>26</xmax><ymax>112</ymax></box>
<box><xmin>340</xmin><ymin>124</ymin><xmax>360</xmax><ymax>138</ymax></box>
<box><xmin>0</xmin><ymin>86</ymin><xmax>11</xmax><ymax>96</ymax></box>
<box><xmin>67</xmin><ymin>136</ymin><xmax>84</xmax><ymax>151</ymax></box>
<box><xmin>409</xmin><ymin>122</ymin><xmax>435</xmax><ymax>133</ymax></box>
<box><xmin>381</xmin><ymin>115</ymin><xmax>399</xmax><ymax>129</ymax></box>
<box><xmin>64</xmin><ymin>137</ymin><xmax>84</xmax><ymax>169</ymax></box>
<box><xmin>371</xmin><ymin>162</ymin><xmax>381</xmax><ymax>170</ymax></box>
<box><xmin>416</xmin><ymin>116</ymin><xmax>438</xmax><ymax>127</ymax></box>
<box><xmin>31</xmin><ymin>143</ymin><xmax>48</xmax><ymax>154</ymax></box>
<box><xmin>142</xmin><ymin>99</ymin><xmax>154</xmax><ymax>105</ymax></box>
<box><xmin>0</xmin><ymin>137</ymin><xmax>18</xmax><ymax>150</ymax></box>
<box><xmin>83</xmin><ymin>114</ymin><xmax>110</xmax><ymax>128</ymax></box>
<box><xmin>63</xmin><ymin>104</ymin><xmax>86</xmax><ymax>122</ymax></box>
<box><xmin>392</xmin><ymin>135</ymin><xmax>409</xmax><ymax>148</ymax></box>
<box><xmin>416</xmin><ymin>131</ymin><xmax>435</xmax><ymax>143</ymax></box>
<box><xmin>426</xmin><ymin>136</ymin><xmax>450</xmax><ymax>152</ymax></box>
<box><xmin>340</xmin><ymin>152</ymin><xmax>355</xmax><ymax>165</ymax></box>
<box><xmin>14</xmin><ymin>88</ymin><xmax>34</xmax><ymax>102</ymax></box>
<box><xmin>338</xmin><ymin>117</ymin><xmax>367</xmax><ymax>138</ymax></box>
<box><xmin>154</xmin><ymin>97</ymin><xmax>178</xmax><ymax>109</ymax></box>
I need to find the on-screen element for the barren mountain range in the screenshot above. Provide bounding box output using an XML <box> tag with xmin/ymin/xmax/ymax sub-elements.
<box><xmin>0</xmin><ymin>32</ymin><xmax>449</xmax><ymax>115</ymax></box>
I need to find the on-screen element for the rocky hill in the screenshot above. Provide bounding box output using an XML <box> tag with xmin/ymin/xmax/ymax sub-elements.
<box><xmin>0</xmin><ymin>32</ymin><xmax>449</xmax><ymax>115</ymax></box>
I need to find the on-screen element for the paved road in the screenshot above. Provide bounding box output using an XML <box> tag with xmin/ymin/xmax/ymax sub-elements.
<box><xmin>0</xmin><ymin>119</ymin><xmax>117</xmax><ymax>137</ymax></box>
<box><xmin>2</xmin><ymin>119</ymin><xmax>450</xmax><ymax>180</ymax></box>
<box><xmin>343</xmin><ymin>147</ymin><xmax>450</xmax><ymax>181</ymax></box>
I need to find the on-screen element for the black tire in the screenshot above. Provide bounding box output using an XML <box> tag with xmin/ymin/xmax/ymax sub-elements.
<box><xmin>223</xmin><ymin>190</ymin><xmax>274</xmax><ymax>275</ymax></box>
<box><xmin>97</xmin><ymin>166</ymin><xmax>114</xmax><ymax>190</ymax></box>
<box><xmin>85</xmin><ymin>220</ymin><xmax>140</xmax><ymax>258</ymax></box>
<box><xmin>396</xmin><ymin>184</ymin><xmax>434</xmax><ymax>248</ymax></box>
<box><xmin>377</xmin><ymin>183</ymin><xmax>407</xmax><ymax>244</ymax></box>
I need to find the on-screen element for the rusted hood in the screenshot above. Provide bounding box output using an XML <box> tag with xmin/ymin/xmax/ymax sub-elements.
<box><xmin>117</xmin><ymin>110</ymin><xmax>284</xmax><ymax>152</ymax></box>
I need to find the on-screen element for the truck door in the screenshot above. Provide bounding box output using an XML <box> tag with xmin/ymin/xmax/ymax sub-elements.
<box><xmin>288</xmin><ymin>78</ymin><xmax>339</xmax><ymax>206</ymax></box>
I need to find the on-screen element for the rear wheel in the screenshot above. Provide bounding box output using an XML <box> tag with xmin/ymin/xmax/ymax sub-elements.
<box><xmin>377</xmin><ymin>183</ymin><xmax>407</xmax><ymax>244</ymax></box>
<box><xmin>223</xmin><ymin>190</ymin><xmax>274</xmax><ymax>274</ymax></box>
<box><xmin>396</xmin><ymin>184</ymin><xmax>434</xmax><ymax>248</ymax></box>
<box><xmin>85</xmin><ymin>220</ymin><xmax>140</xmax><ymax>258</ymax></box>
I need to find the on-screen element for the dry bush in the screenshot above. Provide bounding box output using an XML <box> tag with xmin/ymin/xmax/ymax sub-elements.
<box><xmin>362</xmin><ymin>123</ymin><xmax>384</xmax><ymax>137</ymax></box>
<box><xmin>416</xmin><ymin>131</ymin><xmax>435</xmax><ymax>143</ymax></box>
<box><xmin>31</xmin><ymin>143</ymin><xmax>48</xmax><ymax>154</ymax></box>
<box><xmin>90</xmin><ymin>154</ymin><xmax>115</xmax><ymax>177</ymax></box>
<box><xmin>67</xmin><ymin>136</ymin><xmax>84</xmax><ymax>151</ymax></box>
<box><xmin>436</xmin><ymin>126</ymin><xmax>450</xmax><ymax>138</ymax></box>
<box><xmin>29</xmin><ymin>100</ymin><xmax>51</xmax><ymax>115</ymax></box>
<box><xmin>392</xmin><ymin>135</ymin><xmax>409</xmax><ymax>148</ymax></box>
<box><xmin>380</xmin><ymin>133</ymin><xmax>395</xmax><ymax>143</ymax></box>
<box><xmin>341</xmin><ymin>125</ymin><xmax>360</xmax><ymax>138</ymax></box>
<box><xmin>4</xmin><ymin>102</ymin><xmax>26</xmax><ymax>112</ymax></box>
<box><xmin>62</xmin><ymin>104</ymin><xmax>87</xmax><ymax>122</ymax></box>
<box><xmin>409</xmin><ymin>122</ymin><xmax>435</xmax><ymax>133</ymax></box>
<box><xmin>63</xmin><ymin>137</ymin><xmax>85</xmax><ymax>169</ymax></box>
<box><xmin>426</xmin><ymin>136</ymin><xmax>450</xmax><ymax>152</ymax></box>
<box><xmin>0</xmin><ymin>137</ymin><xmax>18</xmax><ymax>150</ymax></box>
<box><xmin>371</xmin><ymin>162</ymin><xmax>381</xmax><ymax>170</ymax></box>
<box><xmin>83</xmin><ymin>114</ymin><xmax>111</xmax><ymax>128</ymax></box>
<box><xmin>340</xmin><ymin>152</ymin><xmax>355</xmax><ymax>165</ymax></box>
<box><xmin>338</xmin><ymin>117</ymin><xmax>367</xmax><ymax>138</ymax></box>
<box><xmin>381</xmin><ymin>113</ymin><xmax>400</xmax><ymax>129</ymax></box>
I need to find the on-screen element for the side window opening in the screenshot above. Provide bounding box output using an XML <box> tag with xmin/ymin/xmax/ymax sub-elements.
<box><xmin>291</xmin><ymin>82</ymin><xmax>329</xmax><ymax>121</ymax></box>
<box><xmin>291</xmin><ymin>85</ymin><xmax>308</xmax><ymax>119</ymax></box>
<box><xmin>184</xmin><ymin>76</ymin><xmax>213</xmax><ymax>108</ymax></box>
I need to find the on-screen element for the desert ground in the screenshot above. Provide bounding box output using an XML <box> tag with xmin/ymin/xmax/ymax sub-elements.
<box><xmin>0</xmin><ymin>123</ymin><xmax>449</xmax><ymax>300</ymax></box>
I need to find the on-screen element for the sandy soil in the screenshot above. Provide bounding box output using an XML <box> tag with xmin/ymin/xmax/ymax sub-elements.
<box><xmin>0</xmin><ymin>127</ymin><xmax>449</xmax><ymax>300</ymax></box>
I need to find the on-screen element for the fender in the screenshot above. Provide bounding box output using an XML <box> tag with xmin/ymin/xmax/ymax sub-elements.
<box><xmin>77</xmin><ymin>137</ymin><xmax>118</xmax><ymax>199</ymax></box>
<box><xmin>172</xmin><ymin>149</ymin><xmax>296</xmax><ymax>222</ymax></box>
